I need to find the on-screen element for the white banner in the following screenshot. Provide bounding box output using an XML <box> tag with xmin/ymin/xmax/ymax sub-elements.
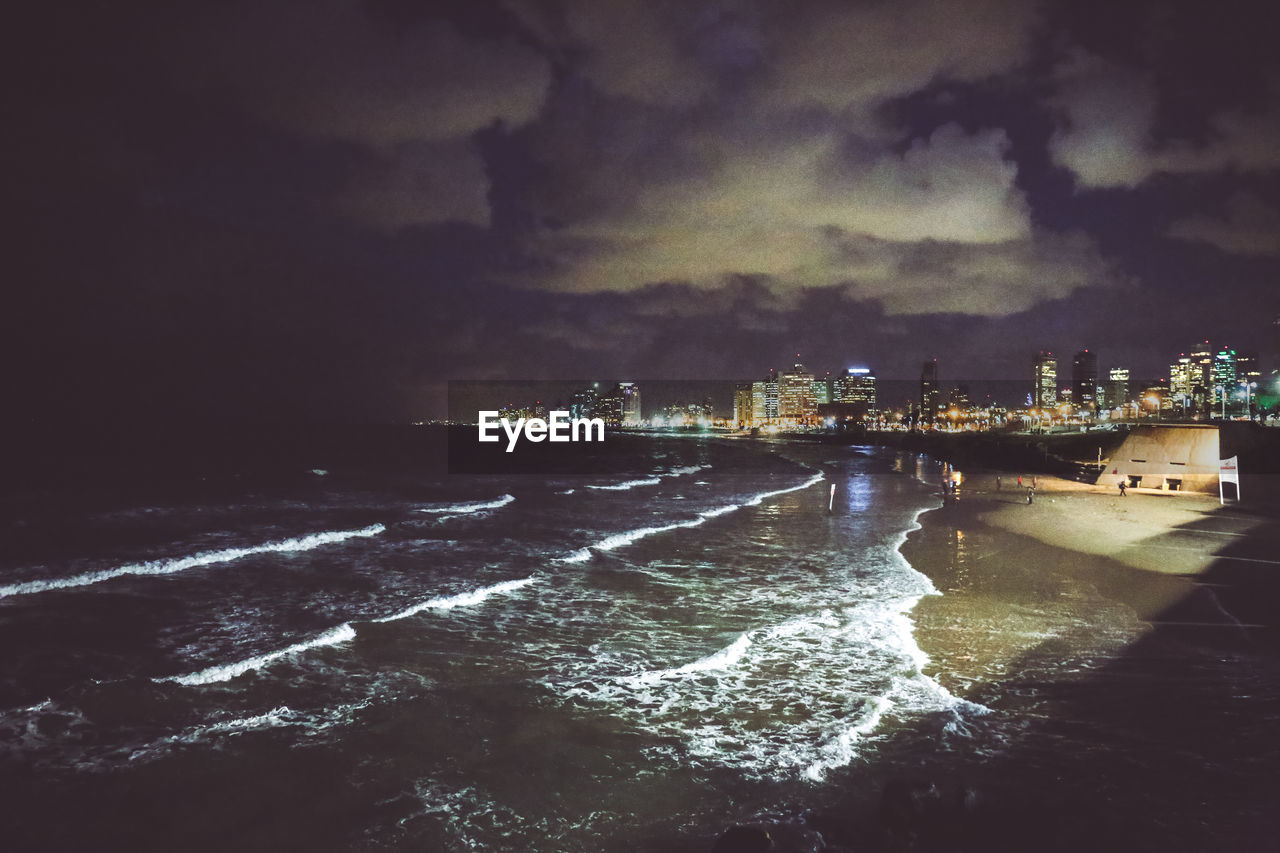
<box><xmin>1219</xmin><ymin>456</ymin><xmax>1239</xmax><ymax>485</ymax></box>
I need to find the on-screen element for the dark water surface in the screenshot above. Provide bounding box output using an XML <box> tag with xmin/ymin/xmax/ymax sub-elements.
<box><xmin>2</xmin><ymin>428</ymin><xmax>1277</xmax><ymax>850</ymax></box>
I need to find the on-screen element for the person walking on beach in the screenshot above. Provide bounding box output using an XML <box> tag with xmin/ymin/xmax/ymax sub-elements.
<box><xmin>996</xmin><ymin>475</ymin><xmax>1002</xmax><ymax>491</ymax></box>
<box><xmin>1119</xmin><ymin>480</ymin><xmax>1127</xmax><ymax>497</ymax></box>
<box><xmin>1017</xmin><ymin>476</ymin><xmax>1022</xmax><ymax>487</ymax></box>
<box><xmin>1027</xmin><ymin>487</ymin><xmax>1034</xmax><ymax>504</ymax></box>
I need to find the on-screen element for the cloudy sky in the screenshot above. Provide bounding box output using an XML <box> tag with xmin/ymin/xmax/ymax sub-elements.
<box><xmin>10</xmin><ymin>0</ymin><xmax>1280</xmax><ymax>422</ymax></box>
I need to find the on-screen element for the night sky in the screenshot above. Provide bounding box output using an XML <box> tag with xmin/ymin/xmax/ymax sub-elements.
<box><xmin>10</xmin><ymin>0</ymin><xmax>1280</xmax><ymax>424</ymax></box>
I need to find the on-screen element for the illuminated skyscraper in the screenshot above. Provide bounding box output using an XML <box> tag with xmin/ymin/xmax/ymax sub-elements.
<box><xmin>1103</xmin><ymin>367</ymin><xmax>1130</xmax><ymax>410</ymax></box>
<box><xmin>1071</xmin><ymin>350</ymin><xmax>1098</xmax><ymax>413</ymax></box>
<box><xmin>1189</xmin><ymin>340</ymin><xmax>1213</xmax><ymax>411</ymax></box>
<box><xmin>919</xmin><ymin>359</ymin><xmax>939</xmax><ymax>424</ymax></box>
<box><xmin>779</xmin><ymin>363</ymin><xmax>817</xmax><ymax>424</ymax></box>
<box><xmin>619</xmin><ymin>381</ymin><xmax>642</xmax><ymax>426</ymax></box>
<box><xmin>811</xmin><ymin>372</ymin><xmax>832</xmax><ymax>406</ymax></box>
<box><xmin>751</xmin><ymin>370</ymin><xmax>779</xmax><ymax>424</ymax></box>
<box><xmin>1033</xmin><ymin>351</ymin><xmax>1057</xmax><ymax>409</ymax></box>
<box><xmin>1211</xmin><ymin>349</ymin><xmax>1237</xmax><ymax>391</ymax></box>
<box><xmin>1169</xmin><ymin>355</ymin><xmax>1195</xmax><ymax>413</ymax></box>
<box><xmin>595</xmin><ymin>382</ymin><xmax>642</xmax><ymax>426</ymax></box>
<box><xmin>835</xmin><ymin>367</ymin><xmax>876</xmax><ymax>409</ymax></box>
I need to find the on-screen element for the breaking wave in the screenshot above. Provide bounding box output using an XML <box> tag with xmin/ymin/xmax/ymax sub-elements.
<box><xmin>416</xmin><ymin>494</ymin><xmax>515</xmax><ymax>514</ymax></box>
<box><xmin>0</xmin><ymin>524</ymin><xmax>387</xmax><ymax>599</ymax></box>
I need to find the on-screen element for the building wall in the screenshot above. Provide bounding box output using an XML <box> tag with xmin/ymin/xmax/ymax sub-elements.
<box><xmin>1096</xmin><ymin>425</ymin><xmax>1221</xmax><ymax>493</ymax></box>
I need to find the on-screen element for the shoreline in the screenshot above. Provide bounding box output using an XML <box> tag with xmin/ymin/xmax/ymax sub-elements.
<box><xmin>881</xmin><ymin>461</ymin><xmax>1280</xmax><ymax>849</ymax></box>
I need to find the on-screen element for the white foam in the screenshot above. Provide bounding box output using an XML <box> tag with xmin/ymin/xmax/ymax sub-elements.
<box><xmin>663</xmin><ymin>465</ymin><xmax>709</xmax><ymax>478</ymax></box>
<box><xmin>550</xmin><ymin>585</ymin><xmax>978</xmax><ymax>783</ymax></box>
<box><xmin>160</xmin><ymin>623</ymin><xmax>357</xmax><ymax>686</ymax></box>
<box><xmin>586</xmin><ymin>478</ymin><xmax>661</xmax><ymax>491</ymax></box>
<box><xmin>561</xmin><ymin>472</ymin><xmax>822</xmax><ymax>562</ymax></box>
<box><xmin>591</xmin><ymin>518</ymin><xmax>707</xmax><ymax>551</ymax></box>
<box><xmin>416</xmin><ymin>494</ymin><xmax>515</xmax><ymax>514</ymax></box>
<box><xmin>627</xmin><ymin>633</ymin><xmax>752</xmax><ymax>685</ymax></box>
<box><xmin>0</xmin><ymin>524</ymin><xmax>387</xmax><ymax>599</ymax></box>
<box><xmin>743</xmin><ymin>471</ymin><xmax>825</xmax><ymax>505</ymax></box>
<box><xmin>373</xmin><ymin>576</ymin><xmax>536</xmax><ymax>623</ymax></box>
<box><xmin>803</xmin><ymin>696</ymin><xmax>892</xmax><ymax>782</ymax></box>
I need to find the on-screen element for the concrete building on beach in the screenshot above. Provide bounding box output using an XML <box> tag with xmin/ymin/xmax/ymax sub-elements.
<box><xmin>1098</xmin><ymin>424</ymin><xmax>1221</xmax><ymax>493</ymax></box>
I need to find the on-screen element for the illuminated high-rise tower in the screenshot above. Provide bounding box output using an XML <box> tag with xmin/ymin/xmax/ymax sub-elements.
<box><xmin>837</xmin><ymin>367</ymin><xmax>877</xmax><ymax>409</ymax></box>
<box><xmin>779</xmin><ymin>363</ymin><xmax>817</xmax><ymax>424</ymax></box>
<box><xmin>919</xmin><ymin>359</ymin><xmax>939</xmax><ymax>424</ymax></box>
<box><xmin>618</xmin><ymin>381</ymin><xmax>642</xmax><ymax>426</ymax></box>
<box><xmin>1189</xmin><ymin>340</ymin><xmax>1213</xmax><ymax>411</ymax></box>
<box><xmin>1033</xmin><ymin>351</ymin><xmax>1057</xmax><ymax>409</ymax></box>
<box><xmin>1104</xmin><ymin>367</ymin><xmax>1130</xmax><ymax>410</ymax></box>
<box><xmin>1170</xmin><ymin>355</ymin><xmax>1195</xmax><ymax>411</ymax></box>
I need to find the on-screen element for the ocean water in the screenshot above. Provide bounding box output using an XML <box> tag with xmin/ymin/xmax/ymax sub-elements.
<box><xmin>0</xmin><ymin>432</ymin><xmax>994</xmax><ymax>850</ymax></box>
<box><xmin>5</xmin><ymin>431</ymin><xmax>1276</xmax><ymax>850</ymax></box>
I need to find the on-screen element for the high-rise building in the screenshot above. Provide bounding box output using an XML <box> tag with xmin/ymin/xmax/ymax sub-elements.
<box><xmin>594</xmin><ymin>382</ymin><xmax>642</xmax><ymax>426</ymax></box>
<box><xmin>1169</xmin><ymin>355</ymin><xmax>1195</xmax><ymax>408</ymax></box>
<box><xmin>1189</xmin><ymin>340</ymin><xmax>1213</xmax><ymax>411</ymax></box>
<box><xmin>568</xmin><ymin>385</ymin><xmax>599</xmax><ymax>421</ymax></box>
<box><xmin>733</xmin><ymin>383</ymin><xmax>753</xmax><ymax>428</ymax></box>
<box><xmin>835</xmin><ymin>367</ymin><xmax>876</xmax><ymax>409</ymax></box>
<box><xmin>1211</xmin><ymin>349</ymin><xmax>1237</xmax><ymax>391</ymax></box>
<box><xmin>919</xmin><ymin>359</ymin><xmax>939</xmax><ymax>425</ymax></box>
<box><xmin>779</xmin><ymin>363</ymin><xmax>817</xmax><ymax>424</ymax></box>
<box><xmin>1103</xmin><ymin>367</ymin><xmax>1130</xmax><ymax>410</ymax></box>
<box><xmin>1033</xmin><ymin>351</ymin><xmax>1057</xmax><ymax>409</ymax></box>
<box><xmin>619</xmin><ymin>382</ymin><xmax>642</xmax><ymax>426</ymax></box>
<box><xmin>751</xmin><ymin>370</ymin><xmax>779</xmax><ymax>424</ymax></box>
<box><xmin>812</xmin><ymin>373</ymin><xmax>832</xmax><ymax>406</ymax></box>
<box><xmin>1071</xmin><ymin>350</ymin><xmax>1098</xmax><ymax>413</ymax></box>
<box><xmin>1236</xmin><ymin>351</ymin><xmax>1261</xmax><ymax>384</ymax></box>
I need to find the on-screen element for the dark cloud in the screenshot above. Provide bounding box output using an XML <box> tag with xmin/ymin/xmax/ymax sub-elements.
<box><xmin>8</xmin><ymin>0</ymin><xmax>1280</xmax><ymax>423</ymax></box>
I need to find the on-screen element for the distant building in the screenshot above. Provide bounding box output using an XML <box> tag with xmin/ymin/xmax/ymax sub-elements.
<box><xmin>1209</xmin><ymin>349</ymin><xmax>1237</xmax><ymax>416</ymax></box>
<box><xmin>1169</xmin><ymin>355</ymin><xmax>1194</xmax><ymax>399</ymax></box>
<box><xmin>619</xmin><ymin>381</ymin><xmax>642</xmax><ymax>426</ymax></box>
<box><xmin>568</xmin><ymin>385</ymin><xmax>599</xmax><ymax>420</ymax></box>
<box><xmin>1071</xmin><ymin>350</ymin><xmax>1098</xmax><ymax>414</ymax></box>
<box><xmin>919</xmin><ymin>359</ymin><xmax>940</xmax><ymax>425</ymax></box>
<box><xmin>812</xmin><ymin>374</ymin><xmax>832</xmax><ymax>405</ymax></box>
<box><xmin>835</xmin><ymin>367</ymin><xmax>876</xmax><ymax>410</ymax></box>
<box><xmin>1033</xmin><ymin>351</ymin><xmax>1057</xmax><ymax>410</ymax></box>
<box><xmin>751</xmin><ymin>370</ymin><xmax>779</xmax><ymax>424</ymax></box>
<box><xmin>596</xmin><ymin>382</ymin><xmax>642</xmax><ymax>427</ymax></box>
<box><xmin>1190</xmin><ymin>340</ymin><xmax>1213</xmax><ymax>413</ymax></box>
<box><xmin>1103</xmin><ymin>367</ymin><xmax>1130</xmax><ymax>410</ymax></box>
<box><xmin>1236</xmin><ymin>351</ymin><xmax>1261</xmax><ymax>384</ymax></box>
<box><xmin>733</xmin><ymin>383</ymin><xmax>753</xmax><ymax>428</ymax></box>
<box><xmin>779</xmin><ymin>363</ymin><xmax>817</xmax><ymax>424</ymax></box>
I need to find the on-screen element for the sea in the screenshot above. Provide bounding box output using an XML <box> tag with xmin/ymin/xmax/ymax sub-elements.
<box><xmin>2</xmin><ymin>427</ymin><xmax>1277</xmax><ymax>850</ymax></box>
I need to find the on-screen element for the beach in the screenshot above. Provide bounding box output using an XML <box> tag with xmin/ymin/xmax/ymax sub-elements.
<box><xmin>887</xmin><ymin>466</ymin><xmax>1280</xmax><ymax>851</ymax></box>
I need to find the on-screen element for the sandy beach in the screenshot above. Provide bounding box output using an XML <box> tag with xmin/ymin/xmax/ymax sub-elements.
<box><xmin>890</xmin><ymin>464</ymin><xmax>1280</xmax><ymax>850</ymax></box>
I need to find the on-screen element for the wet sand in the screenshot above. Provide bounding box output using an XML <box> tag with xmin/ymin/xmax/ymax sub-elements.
<box><xmin>892</xmin><ymin>467</ymin><xmax>1280</xmax><ymax>850</ymax></box>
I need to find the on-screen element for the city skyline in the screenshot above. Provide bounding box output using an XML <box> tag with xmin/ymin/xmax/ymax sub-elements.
<box><xmin>9</xmin><ymin>1</ymin><xmax>1280</xmax><ymax>425</ymax></box>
